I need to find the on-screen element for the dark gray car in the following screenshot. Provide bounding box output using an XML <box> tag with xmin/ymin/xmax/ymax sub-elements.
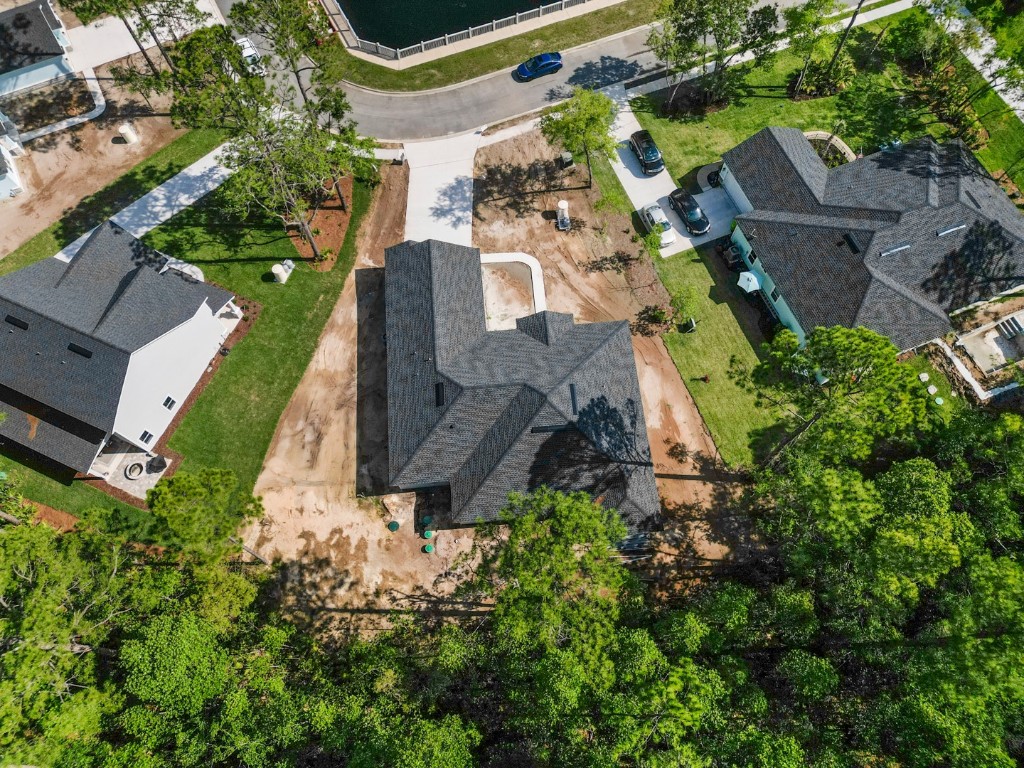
<box><xmin>668</xmin><ymin>188</ymin><xmax>711</xmax><ymax>235</ymax></box>
<box><xmin>629</xmin><ymin>130</ymin><xmax>665</xmax><ymax>175</ymax></box>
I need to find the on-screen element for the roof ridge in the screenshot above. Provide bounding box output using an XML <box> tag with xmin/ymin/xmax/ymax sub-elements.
<box><xmin>0</xmin><ymin>291</ymin><xmax>133</xmax><ymax>354</ymax></box>
<box><xmin>449</xmin><ymin>385</ymin><xmax>547</xmax><ymax>516</ymax></box>
<box><xmin>768</xmin><ymin>127</ymin><xmax>826</xmax><ymax>204</ymax></box>
<box><xmin>857</xmin><ymin>259</ymin><xmax>950</xmax><ymax>327</ymax></box>
<box><xmin>548</xmin><ymin>319</ymin><xmax>628</xmax><ymax>396</ymax></box>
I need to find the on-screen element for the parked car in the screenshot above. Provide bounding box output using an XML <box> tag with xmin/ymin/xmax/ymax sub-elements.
<box><xmin>515</xmin><ymin>52</ymin><xmax>563</xmax><ymax>81</ymax></box>
<box><xmin>639</xmin><ymin>202</ymin><xmax>676</xmax><ymax>247</ymax></box>
<box><xmin>630</xmin><ymin>130</ymin><xmax>665</xmax><ymax>175</ymax></box>
<box><xmin>668</xmin><ymin>188</ymin><xmax>711</xmax><ymax>235</ymax></box>
<box><xmin>235</xmin><ymin>37</ymin><xmax>266</xmax><ymax>77</ymax></box>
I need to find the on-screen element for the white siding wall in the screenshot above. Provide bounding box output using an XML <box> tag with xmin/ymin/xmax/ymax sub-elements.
<box><xmin>0</xmin><ymin>143</ymin><xmax>22</xmax><ymax>198</ymax></box>
<box><xmin>113</xmin><ymin>303</ymin><xmax>228</xmax><ymax>450</ymax></box>
<box><xmin>0</xmin><ymin>56</ymin><xmax>75</xmax><ymax>97</ymax></box>
<box><xmin>719</xmin><ymin>163</ymin><xmax>753</xmax><ymax>215</ymax></box>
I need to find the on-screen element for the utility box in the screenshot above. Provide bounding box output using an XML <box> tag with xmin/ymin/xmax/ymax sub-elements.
<box><xmin>559</xmin><ymin>151</ymin><xmax>574</xmax><ymax>170</ymax></box>
<box><xmin>556</xmin><ymin>200</ymin><xmax>571</xmax><ymax>231</ymax></box>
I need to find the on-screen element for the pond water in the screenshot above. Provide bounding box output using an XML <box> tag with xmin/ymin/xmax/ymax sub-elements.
<box><xmin>337</xmin><ymin>0</ymin><xmax>547</xmax><ymax>49</ymax></box>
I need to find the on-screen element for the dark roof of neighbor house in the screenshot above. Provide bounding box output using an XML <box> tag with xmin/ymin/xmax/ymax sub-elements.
<box><xmin>0</xmin><ymin>3</ymin><xmax>65</xmax><ymax>76</ymax></box>
<box><xmin>723</xmin><ymin>127</ymin><xmax>1024</xmax><ymax>350</ymax></box>
<box><xmin>0</xmin><ymin>221</ymin><xmax>233</xmax><ymax>472</ymax></box>
<box><xmin>385</xmin><ymin>240</ymin><xmax>661</xmax><ymax>532</ymax></box>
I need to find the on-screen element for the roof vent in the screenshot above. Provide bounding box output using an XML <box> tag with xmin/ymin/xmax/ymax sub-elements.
<box><xmin>569</xmin><ymin>383</ymin><xmax>579</xmax><ymax>415</ymax></box>
<box><xmin>965</xmin><ymin>190</ymin><xmax>981</xmax><ymax>209</ymax></box>
<box><xmin>434</xmin><ymin>382</ymin><xmax>445</xmax><ymax>407</ymax></box>
<box><xmin>68</xmin><ymin>343</ymin><xmax>93</xmax><ymax>359</ymax></box>
<box><xmin>4</xmin><ymin>314</ymin><xmax>28</xmax><ymax>330</ymax></box>
<box><xmin>880</xmin><ymin>243</ymin><xmax>912</xmax><ymax>258</ymax></box>
<box><xmin>937</xmin><ymin>223</ymin><xmax>966</xmax><ymax>237</ymax></box>
<box><xmin>842</xmin><ymin>233</ymin><xmax>862</xmax><ymax>254</ymax></box>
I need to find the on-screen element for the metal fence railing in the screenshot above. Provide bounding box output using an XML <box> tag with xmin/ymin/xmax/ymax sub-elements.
<box><xmin>321</xmin><ymin>0</ymin><xmax>604</xmax><ymax>62</ymax></box>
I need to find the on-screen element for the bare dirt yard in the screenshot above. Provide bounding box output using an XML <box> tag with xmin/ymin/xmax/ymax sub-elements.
<box><xmin>0</xmin><ymin>54</ymin><xmax>185</xmax><ymax>256</ymax></box>
<box><xmin>243</xmin><ymin>164</ymin><xmax>479</xmax><ymax>634</ymax></box>
<box><xmin>474</xmin><ymin>129</ymin><xmax>746</xmax><ymax>580</ymax></box>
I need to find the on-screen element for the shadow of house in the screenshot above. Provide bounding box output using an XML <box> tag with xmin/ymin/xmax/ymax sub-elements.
<box><xmin>355</xmin><ymin>267</ymin><xmax>390</xmax><ymax>495</ymax></box>
<box><xmin>384</xmin><ymin>240</ymin><xmax>661</xmax><ymax>534</ymax></box>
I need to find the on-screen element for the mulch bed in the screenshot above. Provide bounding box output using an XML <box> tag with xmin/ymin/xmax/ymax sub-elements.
<box><xmin>289</xmin><ymin>176</ymin><xmax>354</xmax><ymax>272</ymax></box>
<box><xmin>32</xmin><ymin>502</ymin><xmax>79</xmax><ymax>532</ymax></box>
<box><xmin>73</xmin><ymin>288</ymin><xmax>263</xmax><ymax>510</ymax></box>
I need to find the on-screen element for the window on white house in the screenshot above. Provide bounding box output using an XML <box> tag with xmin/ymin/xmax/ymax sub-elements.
<box><xmin>770</xmin><ymin>287</ymin><xmax>780</xmax><ymax>302</ymax></box>
<box><xmin>163</xmin><ymin>396</ymin><xmax>176</xmax><ymax>409</ymax></box>
<box><xmin>140</xmin><ymin>431</ymin><xmax>153</xmax><ymax>444</ymax></box>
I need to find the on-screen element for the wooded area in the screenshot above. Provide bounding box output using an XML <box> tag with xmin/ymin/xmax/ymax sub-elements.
<box><xmin>2</xmin><ymin>326</ymin><xmax>1021</xmax><ymax>766</ymax></box>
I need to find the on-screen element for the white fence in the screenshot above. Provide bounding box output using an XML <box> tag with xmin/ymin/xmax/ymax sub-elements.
<box><xmin>326</xmin><ymin>0</ymin><xmax>596</xmax><ymax>61</ymax></box>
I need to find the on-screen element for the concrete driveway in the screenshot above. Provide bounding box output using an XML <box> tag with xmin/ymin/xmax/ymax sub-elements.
<box><xmin>609</xmin><ymin>92</ymin><xmax>736</xmax><ymax>257</ymax></box>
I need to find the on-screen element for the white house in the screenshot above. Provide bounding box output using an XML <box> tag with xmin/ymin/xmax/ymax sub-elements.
<box><xmin>718</xmin><ymin>127</ymin><xmax>1024</xmax><ymax>352</ymax></box>
<box><xmin>0</xmin><ymin>1</ymin><xmax>73</xmax><ymax>97</ymax></box>
<box><xmin>0</xmin><ymin>221</ymin><xmax>241</xmax><ymax>475</ymax></box>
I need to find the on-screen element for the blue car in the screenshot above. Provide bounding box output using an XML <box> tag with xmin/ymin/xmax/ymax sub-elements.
<box><xmin>516</xmin><ymin>52</ymin><xmax>563</xmax><ymax>81</ymax></box>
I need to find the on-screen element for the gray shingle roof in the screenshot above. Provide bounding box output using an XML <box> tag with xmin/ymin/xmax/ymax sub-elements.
<box><xmin>0</xmin><ymin>221</ymin><xmax>233</xmax><ymax>471</ymax></box>
<box><xmin>727</xmin><ymin>128</ymin><xmax>1024</xmax><ymax>350</ymax></box>
<box><xmin>0</xmin><ymin>3</ymin><xmax>64</xmax><ymax>76</ymax></box>
<box><xmin>385</xmin><ymin>240</ymin><xmax>661</xmax><ymax>532</ymax></box>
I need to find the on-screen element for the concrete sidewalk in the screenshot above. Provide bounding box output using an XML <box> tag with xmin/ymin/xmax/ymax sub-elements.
<box><xmin>56</xmin><ymin>144</ymin><xmax>232</xmax><ymax>262</ymax></box>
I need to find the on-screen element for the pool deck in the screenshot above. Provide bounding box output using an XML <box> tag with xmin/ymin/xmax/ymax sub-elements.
<box><xmin>329</xmin><ymin>0</ymin><xmax>631</xmax><ymax>71</ymax></box>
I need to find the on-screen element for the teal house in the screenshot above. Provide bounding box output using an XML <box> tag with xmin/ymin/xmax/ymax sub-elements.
<box><xmin>717</xmin><ymin>127</ymin><xmax>1024</xmax><ymax>352</ymax></box>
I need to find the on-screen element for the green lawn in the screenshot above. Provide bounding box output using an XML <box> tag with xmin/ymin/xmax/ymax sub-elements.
<box><xmin>633</xmin><ymin>11</ymin><xmax>1024</xmax><ymax>189</ymax></box>
<box><xmin>0</xmin><ymin>129</ymin><xmax>227</xmax><ymax>273</ymax></box>
<box><xmin>653</xmin><ymin>251</ymin><xmax>784</xmax><ymax>467</ymax></box>
<box><xmin>153</xmin><ymin>184</ymin><xmax>370</xmax><ymax>494</ymax></box>
<box><xmin>329</xmin><ymin>0</ymin><xmax>660</xmax><ymax>92</ymax></box>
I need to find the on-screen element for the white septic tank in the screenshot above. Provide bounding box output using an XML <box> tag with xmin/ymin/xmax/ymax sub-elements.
<box><xmin>272</xmin><ymin>259</ymin><xmax>296</xmax><ymax>284</ymax></box>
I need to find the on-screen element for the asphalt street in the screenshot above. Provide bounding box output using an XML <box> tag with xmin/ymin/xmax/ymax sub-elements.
<box><xmin>217</xmin><ymin>0</ymin><xmax>865</xmax><ymax>141</ymax></box>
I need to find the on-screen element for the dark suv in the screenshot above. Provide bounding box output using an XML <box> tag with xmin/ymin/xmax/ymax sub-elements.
<box><xmin>668</xmin><ymin>188</ymin><xmax>711</xmax><ymax>235</ymax></box>
<box><xmin>629</xmin><ymin>130</ymin><xmax>665</xmax><ymax>175</ymax></box>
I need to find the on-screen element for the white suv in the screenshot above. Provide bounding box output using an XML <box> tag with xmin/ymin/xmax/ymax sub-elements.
<box><xmin>235</xmin><ymin>37</ymin><xmax>266</xmax><ymax>77</ymax></box>
<box><xmin>639</xmin><ymin>202</ymin><xmax>676</xmax><ymax>247</ymax></box>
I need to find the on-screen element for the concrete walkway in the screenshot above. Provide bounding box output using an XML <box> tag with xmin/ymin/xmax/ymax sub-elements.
<box><xmin>56</xmin><ymin>144</ymin><xmax>232</xmax><ymax>262</ymax></box>
<box><xmin>944</xmin><ymin>9</ymin><xmax>1024</xmax><ymax>119</ymax></box>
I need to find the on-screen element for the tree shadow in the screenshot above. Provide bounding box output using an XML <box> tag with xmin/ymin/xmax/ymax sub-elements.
<box><xmin>922</xmin><ymin>219</ymin><xmax>1024</xmax><ymax>310</ymax></box>
<box><xmin>355</xmin><ymin>268</ymin><xmax>390</xmax><ymax>496</ymax></box>
<box><xmin>429</xmin><ymin>175</ymin><xmax>474</xmax><ymax>230</ymax></box>
<box><xmin>564</xmin><ymin>54</ymin><xmax>646</xmax><ymax>92</ymax></box>
<box><xmin>473</xmin><ymin>158</ymin><xmax>585</xmax><ymax>220</ymax></box>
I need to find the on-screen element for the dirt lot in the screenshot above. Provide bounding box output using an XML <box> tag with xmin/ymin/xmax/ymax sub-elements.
<box><xmin>474</xmin><ymin>129</ymin><xmax>742</xmax><ymax>570</ymax></box>
<box><xmin>243</xmin><ymin>164</ymin><xmax>479</xmax><ymax>634</ymax></box>
<box><xmin>0</xmin><ymin>54</ymin><xmax>185</xmax><ymax>257</ymax></box>
<box><xmin>482</xmin><ymin>261</ymin><xmax>535</xmax><ymax>329</ymax></box>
